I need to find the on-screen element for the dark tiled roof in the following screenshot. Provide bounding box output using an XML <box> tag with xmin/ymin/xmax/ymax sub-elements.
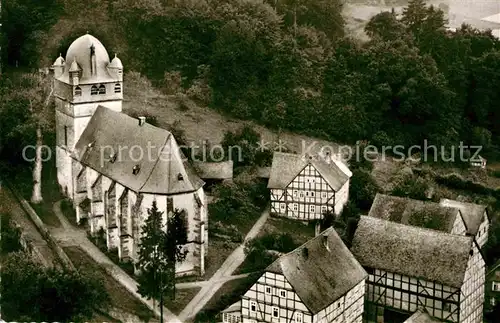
<box><xmin>73</xmin><ymin>106</ymin><xmax>204</xmax><ymax>194</ymax></box>
<box><xmin>351</xmin><ymin>216</ymin><xmax>473</xmax><ymax>288</ymax></box>
<box><xmin>266</xmin><ymin>227</ymin><xmax>367</xmax><ymax>314</ymax></box>
<box><xmin>369</xmin><ymin>194</ymin><xmax>461</xmax><ymax>233</ymax></box>
<box><xmin>404</xmin><ymin>309</ymin><xmax>440</xmax><ymax>323</ymax></box>
<box><xmin>439</xmin><ymin>199</ymin><xmax>487</xmax><ymax>235</ymax></box>
<box><xmin>192</xmin><ymin>161</ymin><xmax>233</xmax><ymax>180</ymax></box>
<box><xmin>267</xmin><ymin>152</ymin><xmax>350</xmax><ymax>190</ymax></box>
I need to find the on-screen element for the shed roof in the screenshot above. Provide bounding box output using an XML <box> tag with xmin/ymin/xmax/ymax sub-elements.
<box><xmin>266</xmin><ymin>227</ymin><xmax>367</xmax><ymax>314</ymax></box>
<box><xmin>267</xmin><ymin>152</ymin><xmax>350</xmax><ymax>191</ymax></box>
<box><xmin>351</xmin><ymin>216</ymin><xmax>473</xmax><ymax>288</ymax></box>
<box><xmin>73</xmin><ymin>106</ymin><xmax>204</xmax><ymax>194</ymax></box>
<box><xmin>439</xmin><ymin>198</ymin><xmax>487</xmax><ymax>235</ymax></box>
<box><xmin>369</xmin><ymin>194</ymin><xmax>461</xmax><ymax>233</ymax></box>
<box><xmin>192</xmin><ymin>161</ymin><xmax>233</xmax><ymax>180</ymax></box>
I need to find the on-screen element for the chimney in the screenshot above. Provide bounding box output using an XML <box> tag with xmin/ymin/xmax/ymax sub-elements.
<box><xmin>322</xmin><ymin>234</ymin><xmax>330</xmax><ymax>252</ymax></box>
<box><xmin>138</xmin><ymin>117</ymin><xmax>146</xmax><ymax>126</ymax></box>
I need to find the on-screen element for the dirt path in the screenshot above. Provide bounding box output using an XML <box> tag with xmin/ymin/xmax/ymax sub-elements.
<box><xmin>178</xmin><ymin>207</ymin><xmax>270</xmax><ymax>321</ymax></box>
<box><xmin>51</xmin><ymin>201</ymin><xmax>182</xmax><ymax>323</ymax></box>
<box><xmin>0</xmin><ymin>186</ymin><xmax>59</xmax><ymax>267</ymax></box>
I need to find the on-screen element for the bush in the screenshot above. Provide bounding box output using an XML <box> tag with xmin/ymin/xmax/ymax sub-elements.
<box><xmin>1</xmin><ymin>214</ymin><xmax>22</xmax><ymax>254</ymax></box>
<box><xmin>391</xmin><ymin>175</ymin><xmax>430</xmax><ymax>200</ymax></box>
<box><xmin>349</xmin><ymin>169</ymin><xmax>380</xmax><ymax>211</ymax></box>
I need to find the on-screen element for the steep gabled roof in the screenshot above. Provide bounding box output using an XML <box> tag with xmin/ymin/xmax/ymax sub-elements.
<box><xmin>351</xmin><ymin>216</ymin><xmax>473</xmax><ymax>289</ymax></box>
<box><xmin>72</xmin><ymin>106</ymin><xmax>204</xmax><ymax>194</ymax></box>
<box><xmin>266</xmin><ymin>227</ymin><xmax>367</xmax><ymax>314</ymax></box>
<box><xmin>369</xmin><ymin>194</ymin><xmax>461</xmax><ymax>233</ymax></box>
<box><xmin>267</xmin><ymin>152</ymin><xmax>350</xmax><ymax>191</ymax></box>
<box><xmin>404</xmin><ymin>309</ymin><xmax>440</xmax><ymax>323</ymax></box>
<box><xmin>439</xmin><ymin>198</ymin><xmax>487</xmax><ymax>235</ymax></box>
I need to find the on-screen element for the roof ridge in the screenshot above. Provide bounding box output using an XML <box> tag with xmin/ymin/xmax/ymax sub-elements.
<box><xmin>361</xmin><ymin>215</ymin><xmax>473</xmax><ymax>242</ymax></box>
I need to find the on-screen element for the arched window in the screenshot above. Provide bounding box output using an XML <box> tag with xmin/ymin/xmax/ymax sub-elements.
<box><xmin>114</xmin><ymin>83</ymin><xmax>121</xmax><ymax>93</ymax></box>
<box><xmin>98</xmin><ymin>84</ymin><xmax>106</xmax><ymax>94</ymax></box>
<box><xmin>74</xmin><ymin>86</ymin><xmax>82</xmax><ymax>96</ymax></box>
<box><xmin>91</xmin><ymin>85</ymin><xmax>98</xmax><ymax>95</ymax></box>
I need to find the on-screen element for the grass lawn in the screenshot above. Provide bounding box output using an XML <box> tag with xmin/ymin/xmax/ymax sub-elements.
<box><xmin>177</xmin><ymin>237</ymin><xmax>239</xmax><ymax>283</ymax></box>
<box><xmin>165</xmin><ymin>287</ymin><xmax>201</xmax><ymax>315</ymax></box>
<box><xmin>192</xmin><ymin>274</ymin><xmax>260</xmax><ymax>323</ymax></box>
<box><xmin>234</xmin><ymin>216</ymin><xmax>315</xmax><ymax>275</ymax></box>
<box><xmin>63</xmin><ymin>246</ymin><xmax>155</xmax><ymax>322</ymax></box>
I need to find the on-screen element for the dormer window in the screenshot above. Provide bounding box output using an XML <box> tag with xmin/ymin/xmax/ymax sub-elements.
<box><xmin>74</xmin><ymin>86</ymin><xmax>82</xmax><ymax>96</ymax></box>
<box><xmin>178</xmin><ymin>173</ymin><xmax>184</xmax><ymax>181</ymax></box>
<box><xmin>91</xmin><ymin>85</ymin><xmax>98</xmax><ymax>95</ymax></box>
<box><xmin>98</xmin><ymin>84</ymin><xmax>106</xmax><ymax>94</ymax></box>
<box><xmin>132</xmin><ymin>165</ymin><xmax>140</xmax><ymax>175</ymax></box>
<box><xmin>114</xmin><ymin>83</ymin><xmax>121</xmax><ymax>93</ymax></box>
<box><xmin>87</xmin><ymin>141</ymin><xmax>95</xmax><ymax>149</ymax></box>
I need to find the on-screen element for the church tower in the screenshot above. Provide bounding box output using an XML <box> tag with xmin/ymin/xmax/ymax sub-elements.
<box><xmin>50</xmin><ymin>34</ymin><xmax>124</xmax><ymax>198</ymax></box>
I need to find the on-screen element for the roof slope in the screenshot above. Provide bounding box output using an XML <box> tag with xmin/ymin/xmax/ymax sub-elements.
<box><xmin>351</xmin><ymin>216</ymin><xmax>473</xmax><ymax>288</ymax></box>
<box><xmin>369</xmin><ymin>194</ymin><xmax>460</xmax><ymax>233</ymax></box>
<box><xmin>266</xmin><ymin>227</ymin><xmax>367</xmax><ymax>314</ymax></box>
<box><xmin>73</xmin><ymin>106</ymin><xmax>204</xmax><ymax>194</ymax></box>
<box><xmin>439</xmin><ymin>198</ymin><xmax>487</xmax><ymax>235</ymax></box>
<box><xmin>267</xmin><ymin>152</ymin><xmax>350</xmax><ymax>191</ymax></box>
<box><xmin>404</xmin><ymin>309</ymin><xmax>440</xmax><ymax>323</ymax></box>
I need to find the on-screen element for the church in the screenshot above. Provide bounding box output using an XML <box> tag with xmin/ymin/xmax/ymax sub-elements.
<box><xmin>50</xmin><ymin>34</ymin><xmax>208</xmax><ymax>276</ymax></box>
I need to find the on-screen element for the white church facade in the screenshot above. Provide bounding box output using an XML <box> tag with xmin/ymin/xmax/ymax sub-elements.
<box><xmin>50</xmin><ymin>34</ymin><xmax>207</xmax><ymax>276</ymax></box>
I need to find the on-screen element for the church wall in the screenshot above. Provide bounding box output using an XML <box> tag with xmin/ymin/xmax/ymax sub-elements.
<box><xmin>56</xmin><ymin>146</ymin><xmax>73</xmax><ymax>198</ymax></box>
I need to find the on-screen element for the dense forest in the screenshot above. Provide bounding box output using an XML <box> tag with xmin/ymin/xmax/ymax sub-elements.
<box><xmin>1</xmin><ymin>0</ymin><xmax>500</xmax><ymax>160</ymax></box>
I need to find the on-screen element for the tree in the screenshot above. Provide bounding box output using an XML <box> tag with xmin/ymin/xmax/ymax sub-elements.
<box><xmin>1</xmin><ymin>251</ymin><xmax>109</xmax><ymax>321</ymax></box>
<box><xmin>137</xmin><ymin>200</ymin><xmax>170</xmax><ymax>321</ymax></box>
<box><xmin>136</xmin><ymin>201</ymin><xmax>189</xmax><ymax>322</ymax></box>
<box><xmin>365</xmin><ymin>11</ymin><xmax>408</xmax><ymax>42</ymax></box>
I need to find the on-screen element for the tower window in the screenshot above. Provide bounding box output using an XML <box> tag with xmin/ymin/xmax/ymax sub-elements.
<box><xmin>114</xmin><ymin>83</ymin><xmax>121</xmax><ymax>93</ymax></box>
<box><xmin>74</xmin><ymin>86</ymin><xmax>82</xmax><ymax>96</ymax></box>
<box><xmin>98</xmin><ymin>84</ymin><xmax>106</xmax><ymax>94</ymax></box>
<box><xmin>91</xmin><ymin>85</ymin><xmax>98</xmax><ymax>95</ymax></box>
<box><xmin>64</xmin><ymin>126</ymin><xmax>68</xmax><ymax>146</ymax></box>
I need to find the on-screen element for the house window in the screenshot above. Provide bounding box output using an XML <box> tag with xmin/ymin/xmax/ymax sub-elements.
<box><xmin>98</xmin><ymin>84</ymin><xmax>106</xmax><ymax>94</ymax></box>
<box><xmin>442</xmin><ymin>302</ymin><xmax>452</xmax><ymax>312</ymax></box>
<box><xmin>114</xmin><ymin>83</ymin><xmax>121</xmax><ymax>93</ymax></box>
<box><xmin>491</xmin><ymin>298</ymin><xmax>496</xmax><ymax>306</ymax></box>
<box><xmin>493</xmin><ymin>282</ymin><xmax>500</xmax><ymax>291</ymax></box>
<box><xmin>250</xmin><ymin>301</ymin><xmax>256</xmax><ymax>312</ymax></box>
<box><xmin>310</xmin><ymin>205</ymin><xmax>315</xmax><ymax>213</ymax></box>
<box><xmin>293</xmin><ymin>204</ymin><xmax>298</xmax><ymax>211</ymax></box>
<box><xmin>295</xmin><ymin>312</ymin><xmax>303</xmax><ymax>323</ymax></box>
<box><xmin>293</xmin><ymin>190</ymin><xmax>298</xmax><ymax>197</ymax></box>
<box><xmin>321</xmin><ymin>206</ymin><xmax>327</xmax><ymax>213</ymax></box>
<box><xmin>299</xmin><ymin>191</ymin><xmax>304</xmax><ymax>198</ymax></box>
<box><xmin>265</xmin><ymin>287</ymin><xmax>272</xmax><ymax>295</ymax></box>
<box><xmin>280</xmin><ymin>290</ymin><xmax>286</xmax><ymax>298</ymax></box>
<box><xmin>280</xmin><ymin>204</ymin><xmax>285</xmax><ymax>210</ymax></box>
<box><xmin>311</xmin><ymin>191</ymin><xmax>315</xmax><ymax>197</ymax></box>
<box><xmin>272</xmin><ymin>307</ymin><xmax>279</xmax><ymax>318</ymax></box>
<box><xmin>306</xmin><ymin>192</ymin><xmax>309</xmax><ymax>197</ymax></box>
<box><xmin>321</xmin><ymin>192</ymin><xmax>327</xmax><ymax>199</ymax></box>
<box><xmin>74</xmin><ymin>86</ymin><xmax>82</xmax><ymax>96</ymax></box>
<box><xmin>91</xmin><ymin>85</ymin><xmax>98</xmax><ymax>95</ymax></box>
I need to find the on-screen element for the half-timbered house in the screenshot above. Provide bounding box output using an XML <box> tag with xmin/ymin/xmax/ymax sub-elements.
<box><xmin>351</xmin><ymin>216</ymin><xmax>485</xmax><ymax>323</ymax></box>
<box><xmin>439</xmin><ymin>199</ymin><xmax>489</xmax><ymax>248</ymax></box>
<box><xmin>267</xmin><ymin>152</ymin><xmax>352</xmax><ymax>221</ymax></box>
<box><xmin>222</xmin><ymin>227</ymin><xmax>367</xmax><ymax>323</ymax></box>
<box><xmin>368</xmin><ymin>194</ymin><xmax>467</xmax><ymax>235</ymax></box>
